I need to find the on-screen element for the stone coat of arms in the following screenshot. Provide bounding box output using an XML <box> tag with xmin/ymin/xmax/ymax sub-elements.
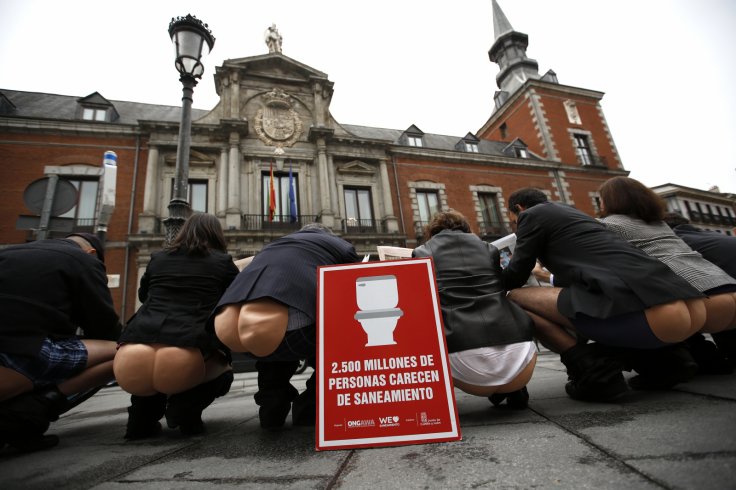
<box><xmin>255</xmin><ymin>88</ymin><xmax>303</xmax><ymax>149</ymax></box>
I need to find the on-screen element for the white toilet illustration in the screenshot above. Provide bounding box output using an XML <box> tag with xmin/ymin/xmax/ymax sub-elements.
<box><xmin>354</xmin><ymin>275</ymin><xmax>404</xmax><ymax>346</ymax></box>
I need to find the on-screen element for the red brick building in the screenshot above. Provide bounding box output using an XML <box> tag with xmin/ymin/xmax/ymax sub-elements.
<box><xmin>0</xmin><ymin>1</ymin><xmax>634</xmax><ymax>319</ymax></box>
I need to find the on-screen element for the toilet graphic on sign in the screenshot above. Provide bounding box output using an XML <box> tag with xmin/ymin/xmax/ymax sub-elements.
<box><xmin>354</xmin><ymin>275</ymin><xmax>404</xmax><ymax>346</ymax></box>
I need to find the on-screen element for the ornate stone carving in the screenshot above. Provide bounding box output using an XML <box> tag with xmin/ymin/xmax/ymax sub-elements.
<box><xmin>254</xmin><ymin>88</ymin><xmax>303</xmax><ymax>150</ymax></box>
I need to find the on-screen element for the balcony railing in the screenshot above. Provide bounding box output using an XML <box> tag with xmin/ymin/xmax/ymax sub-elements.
<box><xmin>241</xmin><ymin>214</ymin><xmax>318</xmax><ymax>232</ymax></box>
<box><xmin>342</xmin><ymin>218</ymin><xmax>380</xmax><ymax>234</ymax></box>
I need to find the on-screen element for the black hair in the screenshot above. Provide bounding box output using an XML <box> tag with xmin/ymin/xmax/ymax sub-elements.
<box><xmin>508</xmin><ymin>188</ymin><xmax>548</xmax><ymax>213</ymax></box>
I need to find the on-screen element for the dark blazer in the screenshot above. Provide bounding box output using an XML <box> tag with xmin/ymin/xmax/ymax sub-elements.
<box><xmin>503</xmin><ymin>202</ymin><xmax>703</xmax><ymax>319</ymax></box>
<box><xmin>120</xmin><ymin>249</ymin><xmax>238</xmax><ymax>351</ymax></box>
<box><xmin>673</xmin><ymin>224</ymin><xmax>736</xmax><ymax>278</ymax></box>
<box><xmin>213</xmin><ymin>229</ymin><xmax>359</xmax><ymax>325</ymax></box>
<box><xmin>413</xmin><ymin>230</ymin><xmax>533</xmax><ymax>353</ymax></box>
<box><xmin>0</xmin><ymin>239</ymin><xmax>121</xmax><ymax>356</ymax></box>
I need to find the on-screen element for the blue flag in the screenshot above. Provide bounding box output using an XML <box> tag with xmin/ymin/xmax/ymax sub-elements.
<box><xmin>288</xmin><ymin>162</ymin><xmax>297</xmax><ymax>223</ymax></box>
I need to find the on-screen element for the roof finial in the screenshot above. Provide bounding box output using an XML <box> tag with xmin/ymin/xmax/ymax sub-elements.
<box><xmin>492</xmin><ymin>0</ymin><xmax>514</xmax><ymax>40</ymax></box>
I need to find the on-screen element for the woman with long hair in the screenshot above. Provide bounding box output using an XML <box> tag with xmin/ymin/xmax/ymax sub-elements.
<box><xmin>598</xmin><ymin>177</ymin><xmax>736</xmax><ymax>335</ymax></box>
<box><xmin>413</xmin><ymin>210</ymin><xmax>537</xmax><ymax>408</ymax></box>
<box><xmin>114</xmin><ymin>213</ymin><xmax>239</xmax><ymax>438</ymax></box>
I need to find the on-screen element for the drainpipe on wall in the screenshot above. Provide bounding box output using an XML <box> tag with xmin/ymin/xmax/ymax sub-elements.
<box><xmin>120</xmin><ymin>134</ymin><xmax>141</xmax><ymax>321</ymax></box>
<box><xmin>391</xmin><ymin>155</ymin><xmax>405</xmax><ymax>237</ymax></box>
<box><xmin>552</xmin><ymin>168</ymin><xmax>568</xmax><ymax>204</ymax></box>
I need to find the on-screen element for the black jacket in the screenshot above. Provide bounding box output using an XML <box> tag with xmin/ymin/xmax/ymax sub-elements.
<box><xmin>503</xmin><ymin>202</ymin><xmax>703</xmax><ymax>319</ymax></box>
<box><xmin>213</xmin><ymin>229</ymin><xmax>359</xmax><ymax>326</ymax></box>
<box><xmin>120</xmin><ymin>249</ymin><xmax>238</xmax><ymax>351</ymax></box>
<box><xmin>673</xmin><ymin>224</ymin><xmax>736</xmax><ymax>278</ymax></box>
<box><xmin>0</xmin><ymin>239</ymin><xmax>121</xmax><ymax>356</ymax></box>
<box><xmin>413</xmin><ymin>230</ymin><xmax>533</xmax><ymax>353</ymax></box>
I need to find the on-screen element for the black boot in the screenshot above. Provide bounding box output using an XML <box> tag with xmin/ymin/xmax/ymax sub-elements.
<box><xmin>711</xmin><ymin>330</ymin><xmax>736</xmax><ymax>369</ymax></box>
<box><xmin>292</xmin><ymin>368</ymin><xmax>316</xmax><ymax>426</ymax></box>
<box><xmin>124</xmin><ymin>393</ymin><xmax>166</xmax><ymax>440</ymax></box>
<box><xmin>254</xmin><ymin>361</ymin><xmax>299</xmax><ymax>429</ymax></box>
<box><xmin>165</xmin><ymin>370</ymin><xmax>234</xmax><ymax>435</ymax></box>
<box><xmin>625</xmin><ymin>342</ymin><xmax>699</xmax><ymax>390</ymax></box>
<box><xmin>489</xmin><ymin>386</ymin><xmax>529</xmax><ymax>409</ymax></box>
<box><xmin>685</xmin><ymin>334</ymin><xmax>733</xmax><ymax>375</ymax></box>
<box><xmin>0</xmin><ymin>385</ymin><xmax>66</xmax><ymax>453</ymax></box>
<box><xmin>560</xmin><ymin>343</ymin><xmax>628</xmax><ymax>402</ymax></box>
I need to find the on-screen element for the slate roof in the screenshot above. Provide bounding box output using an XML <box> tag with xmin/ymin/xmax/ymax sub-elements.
<box><xmin>0</xmin><ymin>89</ymin><xmax>208</xmax><ymax>125</ymax></box>
<box><xmin>1</xmin><ymin>89</ymin><xmax>529</xmax><ymax>159</ymax></box>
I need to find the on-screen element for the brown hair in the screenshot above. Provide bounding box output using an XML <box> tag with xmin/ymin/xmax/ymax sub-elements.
<box><xmin>424</xmin><ymin>210</ymin><xmax>471</xmax><ymax>238</ymax></box>
<box><xmin>598</xmin><ymin>176</ymin><xmax>666</xmax><ymax>223</ymax></box>
<box><xmin>166</xmin><ymin>213</ymin><xmax>228</xmax><ymax>255</ymax></box>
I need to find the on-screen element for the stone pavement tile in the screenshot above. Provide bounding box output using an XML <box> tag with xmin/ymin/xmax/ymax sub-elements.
<box><xmin>531</xmin><ymin>385</ymin><xmax>736</xmax><ymax>489</ymax></box>
<box><xmin>334</xmin><ymin>422</ymin><xmax>660</xmax><ymax>489</ymax></box>
<box><xmin>628</xmin><ymin>454</ymin><xmax>736</xmax><ymax>490</ymax></box>
<box><xmin>98</xmin><ymin>425</ymin><xmax>345</xmax><ymax>489</ymax></box>
<box><xmin>677</xmin><ymin>374</ymin><xmax>736</xmax><ymax>400</ymax></box>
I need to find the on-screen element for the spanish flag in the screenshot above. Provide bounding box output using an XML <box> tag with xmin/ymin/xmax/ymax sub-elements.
<box><xmin>269</xmin><ymin>161</ymin><xmax>276</xmax><ymax>221</ymax></box>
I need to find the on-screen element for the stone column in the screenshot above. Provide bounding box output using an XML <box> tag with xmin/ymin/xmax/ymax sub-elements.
<box><xmin>379</xmin><ymin>159</ymin><xmax>399</xmax><ymax>233</ymax></box>
<box><xmin>316</xmin><ymin>138</ymin><xmax>334</xmax><ymax>228</ymax></box>
<box><xmin>225</xmin><ymin>133</ymin><xmax>242</xmax><ymax>230</ymax></box>
<box><xmin>230</xmin><ymin>72</ymin><xmax>240</xmax><ymax>119</ymax></box>
<box><xmin>216</xmin><ymin>147</ymin><xmax>228</xmax><ymax>216</ymax></box>
<box><xmin>139</xmin><ymin>146</ymin><xmax>159</xmax><ymax>233</ymax></box>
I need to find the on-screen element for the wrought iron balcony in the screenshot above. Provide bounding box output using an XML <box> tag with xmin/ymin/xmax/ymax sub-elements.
<box><xmin>242</xmin><ymin>214</ymin><xmax>318</xmax><ymax>232</ymax></box>
<box><xmin>342</xmin><ymin>218</ymin><xmax>380</xmax><ymax>234</ymax></box>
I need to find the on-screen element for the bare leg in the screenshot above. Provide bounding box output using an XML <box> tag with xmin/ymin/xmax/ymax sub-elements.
<box><xmin>0</xmin><ymin>366</ymin><xmax>33</xmax><ymax>402</ymax></box>
<box><xmin>700</xmin><ymin>293</ymin><xmax>736</xmax><ymax>333</ymax></box>
<box><xmin>646</xmin><ymin>299</ymin><xmax>705</xmax><ymax>343</ymax></box>
<box><xmin>57</xmin><ymin>339</ymin><xmax>117</xmax><ymax>396</ymax></box>
<box><xmin>215</xmin><ymin>300</ymin><xmax>288</xmax><ymax>356</ymax></box>
<box><xmin>452</xmin><ymin>353</ymin><xmax>537</xmax><ymax>397</ymax></box>
<box><xmin>507</xmin><ymin>287</ymin><xmax>577</xmax><ymax>353</ymax></box>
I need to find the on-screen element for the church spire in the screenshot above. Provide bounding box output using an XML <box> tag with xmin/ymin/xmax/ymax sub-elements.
<box><xmin>491</xmin><ymin>0</ymin><xmax>513</xmax><ymax>39</ymax></box>
<box><xmin>488</xmin><ymin>0</ymin><xmax>540</xmax><ymax>101</ymax></box>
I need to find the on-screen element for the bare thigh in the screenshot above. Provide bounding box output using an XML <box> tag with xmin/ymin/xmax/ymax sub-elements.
<box><xmin>507</xmin><ymin>287</ymin><xmax>573</xmax><ymax>328</ymax></box>
<box><xmin>700</xmin><ymin>292</ymin><xmax>736</xmax><ymax>332</ymax></box>
<box><xmin>645</xmin><ymin>299</ymin><xmax>705</xmax><ymax>343</ymax></box>
<box><xmin>215</xmin><ymin>299</ymin><xmax>288</xmax><ymax>357</ymax></box>
<box><xmin>80</xmin><ymin>339</ymin><xmax>117</xmax><ymax>366</ymax></box>
<box><xmin>453</xmin><ymin>354</ymin><xmax>537</xmax><ymax>397</ymax></box>
<box><xmin>114</xmin><ymin>343</ymin><xmax>206</xmax><ymax>396</ymax></box>
<box><xmin>0</xmin><ymin>365</ymin><xmax>33</xmax><ymax>401</ymax></box>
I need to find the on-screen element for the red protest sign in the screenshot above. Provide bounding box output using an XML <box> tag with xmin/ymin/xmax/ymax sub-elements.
<box><xmin>316</xmin><ymin>258</ymin><xmax>461</xmax><ymax>450</ymax></box>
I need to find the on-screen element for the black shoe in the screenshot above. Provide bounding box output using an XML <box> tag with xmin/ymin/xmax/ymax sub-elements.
<box><xmin>489</xmin><ymin>386</ymin><xmax>529</xmax><ymax>409</ymax></box>
<box><xmin>124</xmin><ymin>421</ymin><xmax>162</xmax><ymax>440</ymax></box>
<box><xmin>124</xmin><ymin>393</ymin><xmax>166</xmax><ymax>440</ymax></box>
<box><xmin>292</xmin><ymin>371</ymin><xmax>316</xmax><ymax>426</ymax></box>
<box><xmin>3</xmin><ymin>433</ymin><xmax>60</xmax><ymax>453</ymax></box>
<box><xmin>166</xmin><ymin>371</ymin><xmax>233</xmax><ymax>435</ymax></box>
<box><xmin>686</xmin><ymin>334</ymin><xmax>733</xmax><ymax>375</ymax></box>
<box><xmin>625</xmin><ymin>343</ymin><xmax>698</xmax><ymax>390</ymax></box>
<box><xmin>712</xmin><ymin>330</ymin><xmax>736</xmax><ymax>369</ymax></box>
<box><xmin>254</xmin><ymin>361</ymin><xmax>300</xmax><ymax>429</ymax></box>
<box><xmin>561</xmin><ymin>343</ymin><xmax>628</xmax><ymax>402</ymax></box>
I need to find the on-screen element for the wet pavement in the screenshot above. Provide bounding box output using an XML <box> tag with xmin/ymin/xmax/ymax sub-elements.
<box><xmin>1</xmin><ymin>351</ymin><xmax>735</xmax><ymax>489</ymax></box>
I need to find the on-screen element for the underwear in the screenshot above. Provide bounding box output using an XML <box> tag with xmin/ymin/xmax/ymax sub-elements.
<box><xmin>571</xmin><ymin>310</ymin><xmax>667</xmax><ymax>349</ymax></box>
<box><xmin>449</xmin><ymin>341</ymin><xmax>537</xmax><ymax>387</ymax></box>
<box><xmin>0</xmin><ymin>337</ymin><xmax>88</xmax><ymax>388</ymax></box>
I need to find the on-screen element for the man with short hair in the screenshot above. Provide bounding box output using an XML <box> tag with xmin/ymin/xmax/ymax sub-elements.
<box><xmin>0</xmin><ymin>233</ymin><xmax>121</xmax><ymax>453</ymax></box>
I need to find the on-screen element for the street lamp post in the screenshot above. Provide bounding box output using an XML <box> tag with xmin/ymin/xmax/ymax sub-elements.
<box><xmin>164</xmin><ymin>14</ymin><xmax>215</xmax><ymax>244</ymax></box>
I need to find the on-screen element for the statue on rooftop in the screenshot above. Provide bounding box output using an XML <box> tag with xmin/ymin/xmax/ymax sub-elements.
<box><xmin>265</xmin><ymin>24</ymin><xmax>282</xmax><ymax>54</ymax></box>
